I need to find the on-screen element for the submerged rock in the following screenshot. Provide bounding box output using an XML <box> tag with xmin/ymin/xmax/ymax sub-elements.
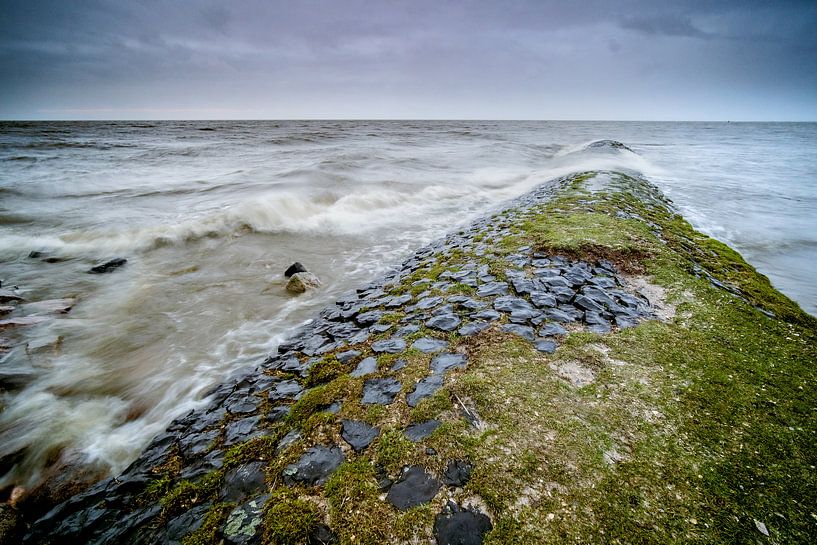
<box><xmin>286</xmin><ymin>272</ymin><xmax>322</xmax><ymax>293</ymax></box>
<box><xmin>0</xmin><ymin>290</ymin><xmax>24</xmax><ymax>304</ymax></box>
<box><xmin>88</xmin><ymin>258</ymin><xmax>127</xmax><ymax>274</ymax></box>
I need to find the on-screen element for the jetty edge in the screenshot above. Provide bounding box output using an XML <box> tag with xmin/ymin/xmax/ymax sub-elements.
<box><xmin>7</xmin><ymin>169</ymin><xmax>816</xmax><ymax>544</ymax></box>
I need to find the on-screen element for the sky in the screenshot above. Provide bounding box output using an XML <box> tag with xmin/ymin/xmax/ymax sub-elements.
<box><xmin>1</xmin><ymin>0</ymin><xmax>816</xmax><ymax>121</ymax></box>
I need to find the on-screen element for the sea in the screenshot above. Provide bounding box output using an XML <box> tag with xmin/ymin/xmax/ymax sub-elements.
<box><xmin>1</xmin><ymin>120</ymin><xmax>815</xmax><ymax>491</ymax></box>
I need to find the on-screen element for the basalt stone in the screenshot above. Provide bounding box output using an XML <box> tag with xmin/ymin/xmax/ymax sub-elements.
<box><xmin>493</xmin><ymin>296</ymin><xmax>534</xmax><ymax>314</ymax></box>
<box><xmin>355</xmin><ymin>310</ymin><xmax>383</xmax><ymax>326</ymax></box>
<box><xmin>351</xmin><ymin>356</ymin><xmax>378</xmax><ymax>378</ymax></box>
<box><xmin>531</xmin><ymin>258</ymin><xmax>552</xmax><ymax>268</ymax></box>
<box><xmin>220</xmin><ymin>461</ymin><xmax>267</xmax><ymax>502</ymax></box>
<box><xmin>284</xmin><ymin>262</ymin><xmax>308</xmax><ymax>277</ymax></box>
<box><xmin>431</xmin><ymin>303</ymin><xmax>455</xmax><ymax>316</ymax></box>
<box><xmin>268</xmin><ymin>380</ymin><xmax>303</xmax><ymax>401</ymax></box>
<box><xmin>341</xmin><ymin>420</ymin><xmax>380</xmax><ymax>452</ymax></box>
<box><xmin>395</xmin><ymin>323</ymin><xmax>421</xmax><ymax>336</ymax></box>
<box><xmin>500</xmin><ymin>323</ymin><xmax>535</xmax><ymax>341</ymax></box>
<box><xmin>385</xmin><ymin>294</ymin><xmax>412</xmax><ymax>308</ymax></box>
<box><xmin>615</xmin><ymin>315</ymin><xmax>640</xmax><ymax>328</ymax></box>
<box><xmin>386</xmin><ymin>466</ymin><xmax>441</xmax><ymax>510</ymax></box>
<box><xmin>434</xmin><ymin>505</ymin><xmax>493</xmax><ymax>545</ymax></box>
<box><xmin>222</xmin><ymin>494</ymin><xmax>269</xmax><ymax>545</ymax></box>
<box><xmin>347</xmin><ymin>330</ymin><xmax>370</xmax><ymax>345</ymax></box>
<box><xmin>336</xmin><ymin>350</ymin><xmax>361</xmax><ymax>364</ymax></box>
<box><xmin>276</xmin><ymin>355</ymin><xmax>306</xmax><ymax>374</ymax></box>
<box><xmin>575</xmin><ymin>295</ymin><xmax>604</xmax><ymax>313</ymax></box>
<box><xmin>454</xmin><ymin>297</ymin><xmax>486</xmax><ymax>311</ymax></box>
<box><xmin>179</xmin><ymin>429</ymin><xmax>219</xmax><ymax>459</ymax></box>
<box><xmin>430</xmin><ymin>353</ymin><xmax>467</xmax><ymax>374</ymax></box>
<box><xmin>542</xmin><ymin>308</ymin><xmax>575</xmax><ymax>323</ymax></box>
<box><xmin>558</xmin><ymin>305</ymin><xmax>584</xmax><ymax>321</ymax></box>
<box><xmin>458</xmin><ymin>321</ymin><xmax>489</xmax><ymax>336</ymax></box>
<box><xmin>588</xmin><ymin>322</ymin><xmax>612</xmax><ymax>334</ymax></box>
<box><xmin>283</xmin><ymin>446</ymin><xmax>344</xmax><ymax>486</ymax></box>
<box><xmin>530</xmin><ymin>291</ymin><xmax>557</xmax><ymax>308</ymax></box>
<box><xmin>179</xmin><ymin>450</ymin><xmax>225</xmax><ymax>481</ymax></box>
<box><xmin>510</xmin><ymin>277</ymin><xmax>538</xmax><ymax>296</ymax></box>
<box><xmin>407</xmin><ymin>374</ymin><xmax>444</xmax><ymax>407</ymax></box>
<box><xmin>164</xmin><ymin>502</ymin><xmax>212</xmax><ymax>543</ymax></box>
<box><xmin>275</xmin><ymin>430</ymin><xmax>302</xmax><ymax>455</ymax></box>
<box><xmin>534</xmin><ymin>267</ymin><xmax>562</xmax><ymax>278</ymax></box>
<box><xmin>442</xmin><ymin>460</ymin><xmax>474</xmax><ymax>487</ymax></box>
<box><xmin>564</xmin><ymin>272</ymin><xmax>589</xmax><ymax>287</ymax></box>
<box><xmin>540</xmin><ymin>276</ymin><xmax>571</xmax><ymax>289</ymax></box>
<box><xmin>362</xmin><ymin>377</ymin><xmax>402</xmax><ymax>405</ymax></box>
<box><xmin>534</xmin><ymin>339</ymin><xmax>558</xmax><ymax>353</ymax></box>
<box><xmin>551</xmin><ymin>286</ymin><xmax>576</xmax><ymax>304</ymax></box>
<box><xmin>582</xmin><ymin>286</ymin><xmax>621</xmax><ymax>310</ymax></box>
<box><xmin>589</xmin><ymin>276</ymin><xmax>617</xmax><ymax>289</ymax></box>
<box><xmin>266</xmin><ymin>405</ymin><xmax>291</xmax><ymax>423</ymax></box>
<box><xmin>411</xmin><ymin>337</ymin><xmax>449</xmax><ymax>353</ymax></box>
<box><xmin>426</xmin><ymin>314</ymin><xmax>461</xmax><ymax>332</ymax></box>
<box><xmin>471</xmin><ymin>309</ymin><xmax>500</xmax><ymax>321</ymax></box>
<box><xmin>369</xmin><ymin>323</ymin><xmax>393</xmax><ymax>334</ymax></box>
<box><xmin>88</xmin><ymin>258</ymin><xmax>127</xmax><ymax>274</ymax></box>
<box><xmin>476</xmin><ymin>282</ymin><xmax>508</xmax><ymax>297</ymax></box>
<box><xmin>226</xmin><ymin>396</ymin><xmax>260</xmax><ymax>415</ymax></box>
<box><xmin>415</xmin><ymin>296</ymin><xmax>443</xmax><ymax>311</ymax></box>
<box><xmin>320</xmin><ymin>306</ymin><xmax>343</xmax><ymax>322</ymax></box>
<box><xmin>508</xmin><ymin>308</ymin><xmax>542</xmax><ymax>324</ymax></box>
<box><xmin>404</xmin><ymin>419</ymin><xmax>441</xmax><ymax>442</ymax></box>
<box><xmin>390</xmin><ymin>358</ymin><xmax>407</xmax><ymax>372</ymax></box>
<box><xmin>539</xmin><ymin>323</ymin><xmax>567</xmax><ymax>337</ymax></box>
<box><xmin>223</xmin><ymin>416</ymin><xmax>262</xmax><ymax>447</ymax></box>
<box><xmin>371</xmin><ymin>337</ymin><xmax>406</xmax><ymax>354</ymax></box>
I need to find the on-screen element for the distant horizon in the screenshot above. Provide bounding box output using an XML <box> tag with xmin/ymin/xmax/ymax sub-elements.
<box><xmin>2</xmin><ymin>118</ymin><xmax>816</xmax><ymax>123</ymax></box>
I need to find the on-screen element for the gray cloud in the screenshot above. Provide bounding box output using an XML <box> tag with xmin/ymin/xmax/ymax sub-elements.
<box><xmin>1</xmin><ymin>0</ymin><xmax>815</xmax><ymax>119</ymax></box>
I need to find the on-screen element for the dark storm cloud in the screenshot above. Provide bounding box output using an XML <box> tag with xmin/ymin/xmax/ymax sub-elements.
<box><xmin>1</xmin><ymin>0</ymin><xmax>815</xmax><ymax>119</ymax></box>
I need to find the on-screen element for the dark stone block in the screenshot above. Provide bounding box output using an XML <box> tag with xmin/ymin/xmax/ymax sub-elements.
<box><xmin>430</xmin><ymin>353</ymin><xmax>467</xmax><ymax>375</ymax></box>
<box><xmin>371</xmin><ymin>337</ymin><xmax>407</xmax><ymax>354</ymax></box>
<box><xmin>458</xmin><ymin>321</ymin><xmax>489</xmax><ymax>336</ymax></box>
<box><xmin>407</xmin><ymin>375</ymin><xmax>444</xmax><ymax>407</ymax></box>
<box><xmin>434</xmin><ymin>506</ymin><xmax>493</xmax><ymax>545</ymax></box>
<box><xmin>351</xmin><ymin>356</ymin><xmax>378</xmax><ymax>378</ymax></box>
<box><xmin>411</xmin><ymin>337</ymin><xmax>449</xmax><ymax>353</ymax></box>
<box><xmin>285</xmin><ymin>262</ymin><xmax>307</xmax><ymax>277</ymax></box>
<box><xmin>442</xmin><ymin>460</ymin><xmax>474</xmax><ymax>487</ymax></box>
<box><xmin>426</xmin><ymin>314</ymin><xmax>461</xmax><ymax>332</ymax></box>
<box><xmin>500</xmin><ymin>323</ymin><xmax>535</xmax><ymax>341</ymax></box>
<box><xmin>386</xmin><ymin>466</ymin><xmax>440</xmax><ymax>510</ymax></box>
<box><xmin>283</xmin><ymin>446</ymin><xmax>344</xmax><ymax>486</ymax></box>
<box><xmin>88</xmin><ymin>258</ymin><xmax>127</xmax><ymax>274</ymax></box>
<box><xmin>361</xmin><ymin>377</ymin><xmax>402</xmax><ymax>405</ymax></box>
<box><xmin>341</xmin><ymin>420</ymin><xmax>380</xmax><ymax>452</ymax></box>
<box><xmin>221</xmin><ymin>461</ymin><xmax>267</xmax><ymax>502</ymax></box>
<box><xmin>404</xmin><ymin>420</ymin><xmax>441</xmax><ymax>442</ymax></box>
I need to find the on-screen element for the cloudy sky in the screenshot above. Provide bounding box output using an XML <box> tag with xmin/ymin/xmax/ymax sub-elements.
<box><xmin>2</xmin><ymin>0</ymin><xmax>815</xmax><ymax>120</ymax></box>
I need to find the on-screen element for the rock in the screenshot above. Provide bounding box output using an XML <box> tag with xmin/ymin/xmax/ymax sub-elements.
<box><xmin>395</xmin><ymin>323</ymin><xmax>420</xmax><ymax>336</ymax></box>
<box><xmin>404</xmin><ymin>420</ymin><xmax>441</xmax><ymax>442</ymax></box>
<box><xmin>21</xmin><ymin>298</ymin><xmax>76</xmax><ymax>315</ymax></box>
<box><xmin>283</xmin><ymin>446</ymin><xmax>344</xmax><ymax>486</ymax></box>
<box><xmin>430</xmin><ymin>353</ymin><xmax>467</xmax><ymax>374</ymax></box>
<box><xmin>0</xmin><ymin>305</ymin><xmax>14</xmax><ymax>315</ymax></box>
<box><xmin>550</xmin><ymin>286</ymin><xmax>576</xmax><ymax>304</ymax></box>
<box><xmin>530</xmin><ymin>292</ymin><xmax>557</xmax><ymax>308</ymax></box>
<box><xmin>542</xmin><ymin>308</ymin><xmax>575</xmax><ymax>323</ymax></box>
<box><xmin>426</xmin><ymin>314</ymin><xmax>461</xmax><ymax>332</ymax></box>
<box><xmin>471</xmin><ymin>309</ymin><xmax>500</xmax><ymax>322</ymax></box>
<box><xmin>369</xmin><ymin>323</ymin><xmax>393</xmax><ymax>334</ymax></box>
<box><xmin>441</xmin><ymin>460</ymin><xmax>474</xmax><ymax>487</ymax></box>
<box><xmin>534</xmin><ymin>339</ymin><xmax>558</xmax><ymax>353</ymax></box>
<box><xmin>220</xmin><ymin>461</ymin><xmax>267</xmax><ymax>502</ymax></box>
<box><xmin>371</xmin><ymin>338</ymin><xmax>406</xmax><ymax>354</ymax></box>
<box><xmin>493</xmin><ymin>296</ymin><xmax>534</xmax><ymax>314</ymax></box>
<box><xmin>476</xmin><ymin>282</ymin><xmax>508</xmax><ymax>297</ymax></box>
<box><xmin>179</xmin><ymin>430</ymin><xmax>219</xmax><ymax>459</ymax></box>
<box><xmin>386</xmin><ymin>466</ymin><xmax>440</xmax><ymax>510</ymax></box>
<box><xmin>88</xmin><ymin>258</ymin><xmax>127</xmax><ymax>274</ymax></box>
<box><xmin>355</xmin><ymin>310</ymin><xmax>383</xmax><ymax>326</ymax></box>
<box><xmin>267</xmin><ymin>379</ymin><xmax>303</xmax><ymax>401</ymax></box>
<box><xmin>350</xmin><ymin>357</ymin><xmax>378</xmax><ymax>378</ymax></box>
<box><xmin>286</xmin><ymin>272</ymin><xmax>322</xmax><ymax>293</ymax></box>
<box><xmin>284</xmin><ymin>262</ymin><xmax>308</xmax><ymax>277</ymax></box>
<box><xmin>500</xmin><ymin>324</ymin><xmax>535</xmax><ymax>341</ymax></box>
<box><xmin>341</xmin><ymin>420</ymin><xmax>379</xmax><ymax>452</ymax></box>
<box><xmin>411</xmin><ymin>337</ymin><xmax>449</xmax><ymax>353</ymax></box>
<box><xmin>615</xmin><ymin>315</ymin><xmax>639</xmax><ymax>328</ymax></box>
<box><xmin>539</xmin><ymin>323</ymin><xmax>567</xmax><ymax>337</ymax></box>
<box><xmin>164</xmin><ymin>502</ymin><xmax>212</xmax><ymax>543</ymax></box>
<box><xmin>407</xmin><ymin>375</ymin><xmax>444</xmax><ymax>407</ymax></box>
<box><xmin>575</xmin><ymin>295</ymin><xmax>604</xmax><ymax>313</ymax></box>
<box><xmin>458</xmin><ymin>321</ymin><xmax>489</xmax><ymax>336</ymax></box>
<box><xmin>222</xmin><ymin>494</ymin><xmax>269</xmax><ymax>545</ymax></box>
<box><xmin>336</xmin><ymin>350</ymin><xmax>361</xmax><ymax>364</ymax></box>
<box><xmin>434</xmin><ymin>504</ymin><xmax>493</xmax><ymax>545</ymax></box>
<box><xmin>223</xmin><ymin>416</ymin><xmax>262</xmax><ymax>446</ymax></box>
<box><xmin>389</xmin><ymin>358</ymin><xmax>407</xmax><ymax>371</ymax></box>
<box><xmin>384</xmin><ymin>294</ymin><xmax>411</xmax><ymax>308</ymax></box>
<box><xmin>361</xmin><ymin>377</ymin><xmax>402</xmax><ymax>405</ymax></box>
<box><xmin>753</xmin><ymin>519</ymin><xmax>770</xmax><ymax>537</ymax></box>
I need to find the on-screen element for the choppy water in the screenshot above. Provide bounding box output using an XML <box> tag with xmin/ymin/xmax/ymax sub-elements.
<box><xmin>1</xmin><ymin>120</ymin><xmax>815</xmax><ymax>491</ymax></box>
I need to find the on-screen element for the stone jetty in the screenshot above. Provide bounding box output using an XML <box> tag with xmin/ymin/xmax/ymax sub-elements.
<box><xmin>8</xmin><ymin>169</ymin><xmax>817</xmax><ymax>544</ymax></box>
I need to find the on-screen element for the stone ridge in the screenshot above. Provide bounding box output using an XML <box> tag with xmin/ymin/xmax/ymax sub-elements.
<box><xmin>22</xmin><ymin>173</ymin><xmax>657</xmax><ymax>544</ymax></box>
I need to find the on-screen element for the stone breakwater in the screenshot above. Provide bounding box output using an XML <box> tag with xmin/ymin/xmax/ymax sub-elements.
<box><xmin>21</xmin><ymin>174</ymin><xmax>660</xmax><ymax>545</ymax></box>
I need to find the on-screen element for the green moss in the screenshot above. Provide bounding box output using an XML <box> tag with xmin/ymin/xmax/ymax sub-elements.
<box><xmin>262</xmin><ymin>489</ymin><xmax>321</xmax><ymax>545</ymax></box>
<box><xmin>305</xmin><ymin>357</ymin><xmax>347</xmax><ymax>387</ymax></box>
<box><xmin>224</xmin><ymin>435</ymin><xmax>279</xmax><ymax>467</ymax></box>
<box><xmin>181</xmin><ymin>502</ymin><xmax>235</xmax><ymax>545</ymax></box>
<box><xmin>373</xmin><ymin>429</ymin><xmax>416</xmax><ymax>474</ymax></box>
<box><xmin>324</xmin><ymin>460</ymin><xmax>395</xmax><ymax>544</ymax></box>
<box><xmin>162</xmin><ymin>470</ymin><xmax>221</xmax><ymax>514</ymax></box>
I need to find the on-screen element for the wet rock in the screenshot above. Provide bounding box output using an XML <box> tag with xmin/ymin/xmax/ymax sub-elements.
<box><xmin>542</xmin><ymin>308</ymin><xmax>575</xmax><ymax>323</ymax></box>
<box><xmin>534</xmin><ymin>339</ymin><xmax>558</xmax><ymax>353</ymax></box>
<box><xmin>493</xmin><ymin>296</ymin><xmax>534</xmax><ymax>314</ymax></box>
<box><xmin>500</xmin><ymin>323</ymin><xmax>535</xmax><ymax>341</ymax></box>
<box><xmin>361</xmin><ymin>377</ymin><xmax>402</xmax><ymax>405</ymax></box>
<box><xmin>411</xmin><ymin>337</ymin><xmax>449</xmax><ymax>353</ymax></box>
<box><xmin>276</xmin><ymin>430</ymin><xmax>302</xmax><ymax>454</ymax></box>
<box><xmin>0</xmin><ymin>316</ymin><xmax>50</xmax><ymax>329</ymax></box>
<box><xmin>539</xmin><ymin>323</ymin><xmax>567</xmax><ymax>337</ymax></box>
<box><xmin>286</xmin><ymin>272</ymin><xmax>322</xmax><ymax>293</ymax></box>
<box><xmin>21</xmin><ymin>298</ymin><xmax>75</xmax><ymax>315</ymax></box>
<box><xmin>369</xmin><ymin>323</ymin><xmax>393</xmax><ymax>334</ymax></box>
<box><xmin>458</xmin><ymin>321</ymin><xmax>489</xmax><ymax>336</ymax></box>
<box><xmin>530</xmin><ymin>291</ymin><xmax>557</xmax><ymax>308</ymax></box>
<box><xmin>476</xmin><ymin>282</ymin><xmax>508</xmax><ymax>297</ymax></box>
<box><xmin>575</xmin><ymin>295</ymin><xmax>604</xmax><ymax>313</ymax></box>
<box><xmin>164</xmin><ymin>502</ymin><xmax>212</xmax><ymax>543</ymax></box>
<box><xmin>88</xmin><ymin>258</ymin><xmax>127</xmax><ymax>274</ymax></box>
<box><xmin>268</xmin><ymin>379</ymin><xmax>303</xmax><ymax>401</ymax></box>
<box><xmin>179</xmin><ymin>430</ymin><xmax>219</xmax><ymax>459</ymax></box>
<box><xmin>430</xmin><ymin>353</ymin><xmax>467</xmax><ymax>374</ymax></box>
<box><xmin>434</xmin><ymin>504</ymin><xmax>493</xmax><ymax>545</ymax></box>
<box><xmin>283</xmin><ymin>446</ymin><xmax>344</xmax><ymax>486</ymax></box>
<box><xmin>426</xmin><ymin>314</ymin><xmax>461</xmax><ymax>332</ymax></box>
<box><xmin>407</xmin><ymin>375</ymin><xmax>444</xmax><ymax>407</ymax></box>
<box><xmin>395</xmin><ymin>323</ymin><xmax>420</xmax><ymax>336</ymax></box>
<box><xmin>222</xmin><ymin>494</ymin><xmax>269</xmax><ymax>545</ymax></box>
<box><xmin>220</xmin><ymin>461</ymin><xmax>267</xmax><ymax>502</ymax></box>
<box><xmin>284</xmin><ymin>262</ymin><xmax>308</xmax><ymax>277</ymax></box>
<box><xmin>341</xmin><ymin>420</ymin><xmax>379</xmax><ymax>452</ymax></box>
<box><xmin>404</xmin><ymin>420</ymin><xmax>441</xmax><ymax>442</ymax></box>
<box><xmin>550</xmin><ymin>286</ymin><xmax>576</xmax><ymax>304</ymax></box>
<box><xmin>223</xmin><ymin>416</ymin><xmax>262</xmax><ymax>446</ymax></box>
<box><xmin>347</xmin><ymin>329</ymin><xmax>370</xmax><ymax>345</ymax></box>
<box><xmin>267</xmin><ymin>405</ymin><xmax>291</xmax><ymax>423</ymax></box>
<box><xmin>442</xmin><ymin>460</ymin><xmax>474</xmax><ymax>487</ymax></box>
<box><xmin>371</xmin><ymin>337</ymin><xmax>406</xmax><ymax>354</ymax></box>
<box><xmin>350</xmin><ymin>357</ymin><xmax>378</xmax><ymax>378</ymax></box>
<box><xmin>0</xmin><ymin>305</ymin><xmax>14</xmax><ymax>315</ymax></box>
<box><xmin>386</xmin><ymin>466</ymin><xmax>440</xmax><ymax>510</ymax></box>
<box><xmin>385</xmin><ymin>294</ymin><xmax>411</xmax><ymax>308</ymax></box>
<box><xmin>336</xmin><ymin>350</ymin><xmax>361</xmax><ymax>364</ymax></box>
<box><xmin>471</xmin><ymin>309</ymin><xmax>500</xmax><ymax>322</ymax></box>
<box><xmin>355</xmin><ymin>310</ymin><xmax>383</xmax><ymax>326</ymax></box>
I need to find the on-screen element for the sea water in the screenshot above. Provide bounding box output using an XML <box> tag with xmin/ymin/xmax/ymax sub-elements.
<box><xmin>1</xmin><ymin>120</ymin><xmax>814</xmax><ymax>489</ymax></box>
